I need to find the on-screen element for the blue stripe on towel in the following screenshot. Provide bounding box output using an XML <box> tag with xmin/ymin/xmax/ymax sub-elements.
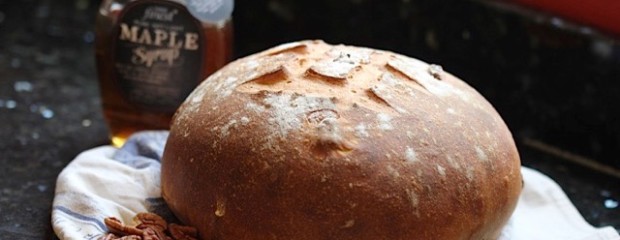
<box><xmin>53</xmin><ymin>206</ymin><xmax>107</xmax><ymax>232</ymax></box>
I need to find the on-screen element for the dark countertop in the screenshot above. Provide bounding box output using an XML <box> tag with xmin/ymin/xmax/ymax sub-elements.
<box><xmin>0</xmin><ymin>0</ymin><xmax>618</xmax><ymax>239</ymax></box>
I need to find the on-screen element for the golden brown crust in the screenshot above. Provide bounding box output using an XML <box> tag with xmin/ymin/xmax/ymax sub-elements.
<box><xmin>161</xmin><ymin>40</ymin><xmax>522</xmax><ymax>240</ymax></box>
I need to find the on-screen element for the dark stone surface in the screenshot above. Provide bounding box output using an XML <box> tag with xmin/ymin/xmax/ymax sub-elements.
<box><xmin>0</xmin><ymin>0</ymin><xmax>617</xmax><ymax>239</ymax></box>
<box><xmin>0</xmin><ymin>0</ymin><xmax>110</xmax><ymax>238</ymax></box>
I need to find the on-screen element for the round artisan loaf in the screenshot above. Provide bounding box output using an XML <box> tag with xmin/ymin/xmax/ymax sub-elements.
<box><xmin>161</xmin><ymin>40</ymin><xmax>522</xmax><ymax>240</ymax></box>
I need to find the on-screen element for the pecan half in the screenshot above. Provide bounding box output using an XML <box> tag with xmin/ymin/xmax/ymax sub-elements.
<box><xmin>101</xmin><ymin>212</ymin><xmax>198</xmax><ymax>240</ymax></box>
<box><xmin>142</xmin><ymin>227</ymin><xmax>171</xmax><ymax>240</ymax></box>
<box><xmin>98</xmin><ymin>233</ymin><xmax>141</xmax><ymax>240</ymax></box>
<box><xmin>135</xmin><ymin>212</ymin><xmax>168</xmax><ymax>231</ymax></box>
<box><xmin>119</xmin><ymin>236</ymin><xmax>142</xmax><ymax>240</ymax></box>
<box><xmin>169</xmin><ymin>223</ymin><xmax>198</xmax><ymax>240</ymax></box>
<box><xmin>104</xmin><ymin>217</ymin><xmax>144</xmax><ymax>236</ymax></box>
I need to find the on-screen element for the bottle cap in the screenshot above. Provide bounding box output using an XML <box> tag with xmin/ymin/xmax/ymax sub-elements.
<box><xmin>186</xmin><ymin>0</ymin><xmax>234</xmax><ymax>23</ymax></box>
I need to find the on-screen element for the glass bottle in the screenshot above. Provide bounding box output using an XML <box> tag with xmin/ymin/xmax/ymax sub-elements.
<box><xmin>95</xmin><ymin>0</ymin><xmax>233</xmax><ymax>147</ymax></box>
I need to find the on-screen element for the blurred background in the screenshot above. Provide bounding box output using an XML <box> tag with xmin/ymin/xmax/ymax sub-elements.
<box><xmin>0</xmin><ymin>0</ymin><xmax>618</xmax><ymax>238</ymax></box>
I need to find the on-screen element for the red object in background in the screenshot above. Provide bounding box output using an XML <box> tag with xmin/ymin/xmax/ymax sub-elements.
<box><xmin>512</xmin><ymin>0</ymin><xmax>620</xmax><ymax>37</ymax></box>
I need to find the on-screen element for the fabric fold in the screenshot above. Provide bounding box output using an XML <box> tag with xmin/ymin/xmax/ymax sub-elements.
<box><xmin>51</xmin><ymin>131</ymin><xmax>619</xmax><ymax>240</ymax></box>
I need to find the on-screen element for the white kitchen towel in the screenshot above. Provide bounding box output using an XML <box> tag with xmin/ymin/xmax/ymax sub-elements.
<box><xmin>51</xmin><ymin>131</ymin><xmax>620</xmax><ymax>240</ymax></box>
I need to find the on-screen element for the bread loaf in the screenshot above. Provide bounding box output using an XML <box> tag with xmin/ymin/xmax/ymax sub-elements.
<box><xmin>161</xmin><ymin>40</ymin><xmax>522</xmax><ymax>240</ymax></box>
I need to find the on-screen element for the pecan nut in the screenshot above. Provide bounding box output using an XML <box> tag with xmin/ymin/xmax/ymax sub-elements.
<box><xmin>135</xmin><ymin>212</ymin><xmax>168</xmax><ymax>231</ymax></box>
<box><xmin>101</xmin><ymin>212</ymin><xmax>198</xmax><ymax>240</ymax></box>
<box><xmin>99</xmin><ymin>233</ymin><xmax>141</xmax><ymax>240</ymax></box>
<box><xmin>142</xmin><ymin>227</ymin><xmax>171</xmax><ymax>240</ymax></box>
<box><xmin>104</xmin><ymin>217</ymin><xmax>144</xmax><ymax>236</ymax></box>
<box><xmin>119</xmin><ymin>236</ymin><xmax>142</xmax><ymax>240</ymax></box>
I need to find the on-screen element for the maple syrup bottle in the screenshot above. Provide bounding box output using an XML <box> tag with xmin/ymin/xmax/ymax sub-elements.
<box><xmin>95</xmin><ymin>0</ymin><xmax>233</xmax><ymax>147</ymax></box>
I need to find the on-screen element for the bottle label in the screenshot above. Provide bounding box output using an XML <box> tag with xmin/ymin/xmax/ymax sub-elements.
<box><xmin>113</xmin><ymin>0</ymin><xmax>204</xmax><ymax>112</ymax></box>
